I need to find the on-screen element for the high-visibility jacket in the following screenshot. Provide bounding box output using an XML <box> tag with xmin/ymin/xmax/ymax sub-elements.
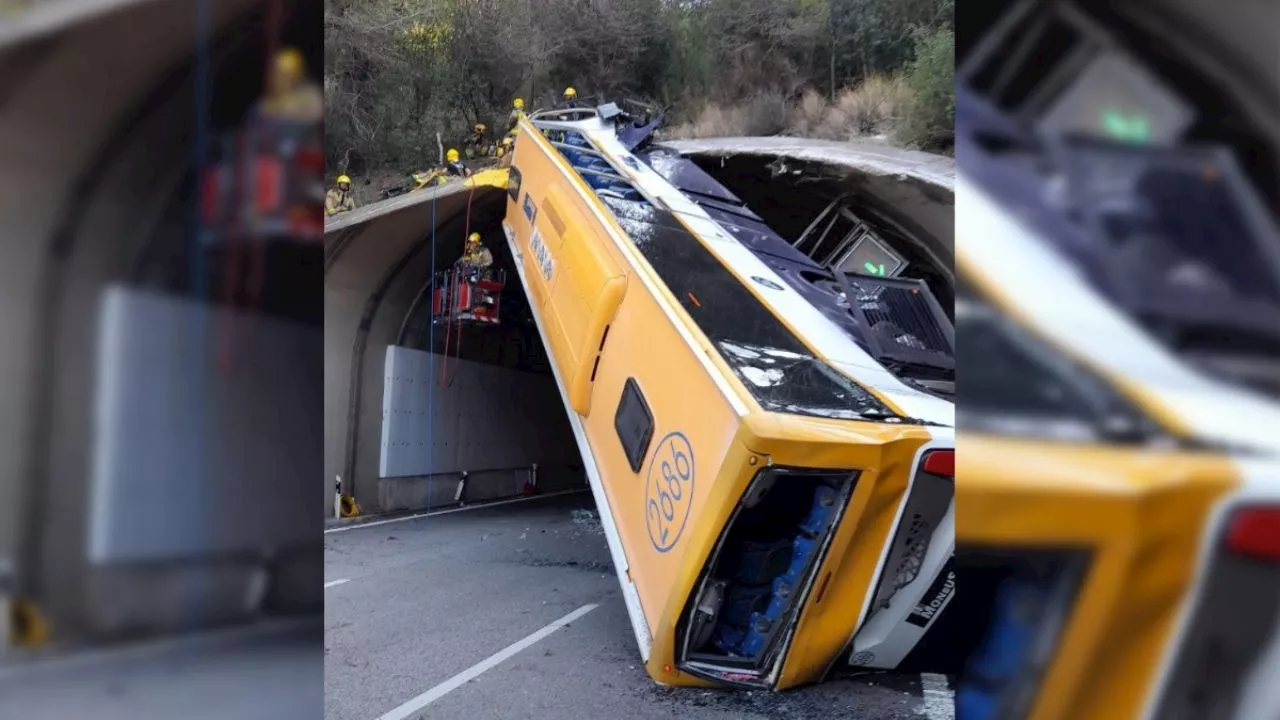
<box><xmin>325</xmin><ymin>188</ymin><xmax>354</xmax><ymax>216</ymax></box>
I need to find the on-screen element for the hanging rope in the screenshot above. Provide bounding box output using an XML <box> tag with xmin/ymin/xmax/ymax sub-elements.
<box><xmin>427</xmin><ymin>187</ymin><xmax>437</xmax><ymax>514</ymax></box>
<box><xmin>441</xmin><ymin>181</ymin><xmax>478</xmax><ymax>386</ymax></box>
<box><xmin>216</xmin><ymin>0</ymin><xmax>284</xmax><ymax>374</ymax></box>
<box><xmin>440</xmin><ymin>274</ymin><xmax>453</xmax><ymax>385</ymax></box>
<box><xmin>449</xmin><ymin>319</ymin><xmax>463</xmax><ymax>388</ymax></box>
<box><xmin>217</xmin><ymin>126</ymin><xmax>246</xmax><ymax>375</ymax></box>
<box><xmin>247</xmin><ymin>0</ymin><xmax>284</xmax><ymax>314</ymax></box>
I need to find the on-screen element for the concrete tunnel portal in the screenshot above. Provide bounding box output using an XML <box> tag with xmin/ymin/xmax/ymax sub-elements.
<box><xmin>2</xmin><ymin>0</ymin><xmax>321</xmax><ymax>645</ymax></box>
<box><xmin>324</xmin><ymin>140</ymin><xmax>955</xmax><ymax>519</ymax></box>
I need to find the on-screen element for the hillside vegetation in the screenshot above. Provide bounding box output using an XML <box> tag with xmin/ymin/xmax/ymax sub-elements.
<box><xmin>324</xmin><ymin>0</ymin><xmax>953</xmax><ymax>182</ymax></box>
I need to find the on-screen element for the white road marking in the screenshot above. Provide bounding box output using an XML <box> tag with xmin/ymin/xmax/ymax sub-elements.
<box><xmin>373</xmin><ymin>603</ymin><xmax>600</xmax><ymax>720</ymax></box>
<box><xmin>324</xmin><ymin>579</ymin><xmax>350</xmax><ymax>589</ymax></box>
<box><xmin>920</xmin><ymin>672</ymin><xmax>955</xmax><ymax>719</ymax></box>
<box><xmin>323</xmin><ymin>489</ymin><xmax>589</xmax><ymax>534</ymax></box>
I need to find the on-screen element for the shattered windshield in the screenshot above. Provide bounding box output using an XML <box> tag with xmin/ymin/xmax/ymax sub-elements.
<box><xmin>717</xmin><ymin>340</ymin><xmax>882</xmax><ymax>420</ymax></box>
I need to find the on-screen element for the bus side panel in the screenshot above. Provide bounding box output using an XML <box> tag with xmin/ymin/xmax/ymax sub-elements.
<box><xmin>516</xmin><ymin>224</ymin><xmax>552</xmax><ymax>312</ymax></box>
<box><xmin>521</xmin><ymin>167</ymin><xmax>629</xmax><ymax>417</ymax></box>
<box><xmin>580</xmin><ymin>261</ymin><xmax>742</xmax><ymax>630</ymax></box>
<box><xmin>550</xmin><ymin>219</ymin><xmax>626</xmax><ymax>416</ymax></box>
<box><xmin>508</xmin><ymin>125</ymin><xmax>744</xmax><ymax>631</ymax></box>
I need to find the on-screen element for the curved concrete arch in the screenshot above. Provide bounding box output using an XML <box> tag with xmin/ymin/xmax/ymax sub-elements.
<box><xmin>0</xmin><ymin>0</ymin><xmax>259</xmax><ymax>600</ymax></box>
<box><xmin>0</xmin><ymin>0</ymin><xmax>320</xmax><ymax>637</ymax></box>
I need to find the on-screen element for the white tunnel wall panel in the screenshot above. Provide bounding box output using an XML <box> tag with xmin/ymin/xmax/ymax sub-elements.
<box><xmin>89</xmin><ymin>286</ymin><xmax>319</xmax><ymax>564</ymax></box>
<box><xmin>380</xmin><ymin>345</ymin><xmax>578</xmax><ymax>478</ymax></box>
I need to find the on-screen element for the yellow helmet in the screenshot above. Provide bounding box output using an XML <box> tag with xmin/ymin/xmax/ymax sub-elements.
<box><xmin>274</xmin><ymin>48</ymin><xmax>304</xmax><ymax>79</ymax></box>
<box><xmin>474</xmin><ymin>123</ymin><xmax>487</xmax><ymax>134</ymax></box>
<box><xmin>563</xmin><ymin>87</ymin><xmax>577</xmax><ymax>99</ymax></box>
<box><xmin>446</xmin><ymin>148</ymin><xmax>460</xmax><ymax>162</ymax></box>
<box><xmin>502</xmin><ymin>136</ymin><xmax>514</xmax><ymax>146</ymax></box>
<box><xmin>336</xmin><ymin>174</ymin><xmax>351</xmax><ymax>186</ymax></box>
<box><xmin>468</xmin><ymin>232</ymin><xmax>481</xmax><ymax>244</ymax></box>
<box><xmin>513</xmin><ymin>97</ymin><xmax>525</xmax><ymax>109</ymax></box>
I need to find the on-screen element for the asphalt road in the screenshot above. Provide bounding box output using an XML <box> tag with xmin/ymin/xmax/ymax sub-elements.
<box><xmin>324</xmin><ymin>491</ymin><xmax>955</xmax><ymax>720</ymax></box>
<box><xmin>0</xmin><ymin>618</ymin><xmax>323</xmax><ymax>719</ymax></box>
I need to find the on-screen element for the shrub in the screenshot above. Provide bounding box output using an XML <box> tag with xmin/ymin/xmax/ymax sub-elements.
<box><xmin>900</xmin><ymin>25</ymin><xmax>955</xmax><ymax>151</ymax></box>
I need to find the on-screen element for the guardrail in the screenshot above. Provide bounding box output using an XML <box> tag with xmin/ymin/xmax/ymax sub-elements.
<box><xmin>375</xmin><ymin>463</ymin><xmax>588</xmax><ymax>516</ymax></box>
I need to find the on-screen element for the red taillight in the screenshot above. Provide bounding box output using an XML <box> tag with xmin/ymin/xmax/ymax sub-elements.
<box><xmin>1225</xmin><ymin>507</ymin><xmax>1280</xmax><ymax>561</ymax></box>
<box><xmin>921</xmin><ymin>449</ymin><xmax>954</xmax><ymax>477</ymax></box>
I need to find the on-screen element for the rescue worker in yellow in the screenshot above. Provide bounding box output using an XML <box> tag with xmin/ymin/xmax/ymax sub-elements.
<box><xmin>555</xmin><ymin>86</ymin><xmax>586</xmax><ymax>111</ymax></box>
<box><xmin>443</xmin><ymin>148</ymin><xmax>471</xmax><ymax>178</ymax></box>
<box><xmin>464</xmin><ymin>123</ymin><xmax>493</xmax><ymax>160</ymax></box>
<box><xmin>547</xmin><ymin>87</ymin><xmax>588</xmax><ymax>142</ymax></box>
<box><xmin>506</xmin><ymin>97</ymin><xmax>526</xmax><ymax>137</ymax></box>
<box><xmin>404</xmin><ymin>149</ymin><xmax>470</xmax><ymax>193</ymax></box>
<box><xmin>259</xmin><ymin>47</ymin><xmax>323</xmax><ymax>123</ymax></box>
<box><xmin>459</xmin><ymin>232</ymin><xmax>495</xmax><ymax>285</ymax></box>
<box><xmin>495</xmin><ymin>135</ymin><xmax>515</xmax><ymax>167</ymax></box>
<box><xmin>325</xmin><ymin>175</ymin><xmax>355</xmax><ymax>216</ymax></box>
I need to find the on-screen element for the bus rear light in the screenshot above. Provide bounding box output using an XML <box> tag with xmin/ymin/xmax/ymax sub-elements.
<box><xmin>921</xmin><ymin>450</ymin><xmax>954</xmax><ymax>477</ymax></box>
<box><xmin>1225</xmin><ymin>506</ymin><xmax>1280</xmax><ymax>562</ymax></box>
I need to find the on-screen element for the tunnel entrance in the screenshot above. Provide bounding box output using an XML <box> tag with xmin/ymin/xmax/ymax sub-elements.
<box><xmin>373</xmin><ymin>212</ymin><xmax>585</xmax><ymax>514</ymax></box>
<box><xmin>6</xmin><ymin>0</ymin><xmax>323</xmax><ymax>646</ymax></box>
<box><xmin>325</xmin><ymin>186</ymin><xmax>585</xmax><ymax>519</ymax></box>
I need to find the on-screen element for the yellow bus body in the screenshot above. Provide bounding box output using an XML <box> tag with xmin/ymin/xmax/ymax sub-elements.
<box><xmin>956</xmin><ymin>209</ymin><xmax>1253</xmax><ymax>718</ymax></box>
<box><xmin>958</xmin><ymin>433</ymin><xmax>1236</xmax><ymax>719</ymax></box>
<box><xmin>503</xmin><ymin>118</ymin><xmax>951</xmax><ymax>689</ymax></box>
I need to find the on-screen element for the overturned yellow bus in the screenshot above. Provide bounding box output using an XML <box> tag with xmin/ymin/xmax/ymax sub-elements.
<box><xmin>954</xmin><ymin>1</ymin><xmax>1280</xmax><ymax>714</ymax></box>
<box><xmin>954</xmin><ymin>177</ymin><xmax>1280</xmax><ymax>720</ymax></box>
<box><xmin>498</xmin><ymin>106</ymin><xmax>955</xmax><ymax>690</ymax></box>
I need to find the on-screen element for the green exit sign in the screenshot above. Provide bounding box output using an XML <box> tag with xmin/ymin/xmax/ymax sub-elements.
<box><xmin>863</xmin><ymin>262</ymin><xmax>887</xmax><ymax>276</ymax></box>
<box><xmin>1100</xmin><ymin>110</ymin><xmax>1151</xmax><ymax>143</ymax></box>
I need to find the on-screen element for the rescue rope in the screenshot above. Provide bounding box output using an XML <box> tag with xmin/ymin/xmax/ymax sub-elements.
<box><xmin>427</xmin><ymin>186</ymin><xmax>437</xmax><ymax>514</ymax></box>
<box><xmin>217</xmin><ymin>127</ymin><xmax>247</xmax><ymax>375</ymax></box>
<box><xmin>205</xmin><ymin>0</ymin><xmax>242</xmax><ymax>377</ymax></box>
<box><xmin>441</xmin><ymin>181</ymin><xmax>477</xmax><ymax>386</ymax></box>
<box><xmin>246</xmin><ymin>0</ymin><xmax>285</xmax><ymax>316</ymax></box>
<box><xmin>216</xmin><ymin>0</ymin><xmax>284</xmax><ymax>374</ymax></box>
<box><xmin>450</xmin><ymin>320</ymin><xmax>463</xmax><ymax>388</ymax></box>
<box><xmin>440</xmin><ymin>280</ymin><xmax>453</xmax><ymax>385</ymax></box>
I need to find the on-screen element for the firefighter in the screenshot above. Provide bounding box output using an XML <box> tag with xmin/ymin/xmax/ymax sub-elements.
<box><xmin>507</xmin><ymin>98</ymin><xmax>527</xmax><ymax>137</ymax></box>
<box><xmin>557</xmin><ymin>86</ymin><xmax>586</xmax><ymax>110</ymax></box>
<box><xmin>260</xmin><ymin>47</ymin><xmax>323</xmax><ymax>123</ymax></box>
<box><xmin>459</xmin><ymin>231</ymin><xmax>496</xmax><ymax>298</ymax></box>
<box><xmin>461</xmin><ymin>232</ymin><xmax>494</xmax><ymax>270</ymax></box>
<box><xmin>465</xmin><ymin>123</ymin><xmax>492</xmax><ymax>160</ymax></box>
<box><xmin>547</xmin><ymin>86</ymin><xmax>589</xmax><ymax>141</ymax></box>
<box><xmin>495</xmin><ymin>135</ymin><xmax>515</xmax><ymax>166</ymax></box>
<box><xmin>325</xmin><ymin>175</ymin><xmax>355</xmax><ymax>216</ymax></box>
<box><xmin>444</xmin><ymin>148</ymin><xmax>471</xmax><ymax>178</ymax></box>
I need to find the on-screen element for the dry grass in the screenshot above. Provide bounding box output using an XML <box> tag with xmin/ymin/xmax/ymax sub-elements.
<box><xmin>668</xmin><ymin>74</ymin><xmax>912</xmax><ymax>144</ymax></box>
<box><xmin>668</xmin><ymin>91</ymin><xmax>791</xmax><ymax>139</ymax></box>
<box><xmin>788</xmin><ymin>75</ymin><xmax>910</xmax><ymax>141</ymax></box>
